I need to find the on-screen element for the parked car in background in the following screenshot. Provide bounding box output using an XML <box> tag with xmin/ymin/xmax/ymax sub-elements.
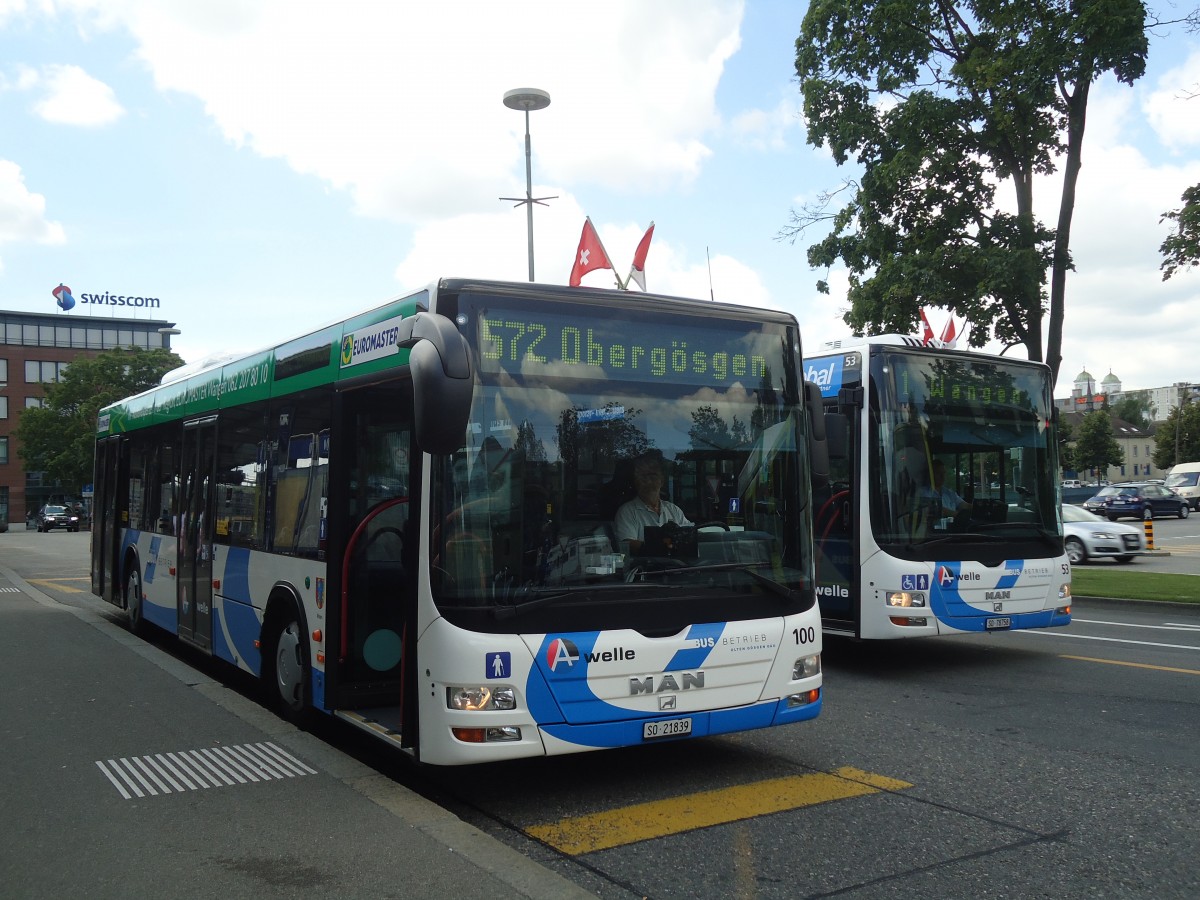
<box><xmin>1062</xmin><ymin>479</ymin><xmax>1084</xmax><ymax>489</ymax></box>
<box><xmin>34</xmin><ymin>504</ymin><xmax>81</xmax><ymax>532</ymax></box>
<box><xmin>1062</xmin><ymin>504</ymin><xmax>1145</xmax><ymax>564</ymax></box>
<box><xmin>1082</xmin><ymin>482</ymin><xmax>1190</xmax><ymax>521</ymax></box>
<box><xmin>1165</xmin><ymin>462</ymin><xmax>1200</xmax><ymax>511</ymax></box>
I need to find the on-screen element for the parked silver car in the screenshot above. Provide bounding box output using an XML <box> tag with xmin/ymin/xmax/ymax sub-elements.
<box><xmin>1062</xmin><ymin>504</ymin><xmax>1145</xmax><ymax>564</ymax></box>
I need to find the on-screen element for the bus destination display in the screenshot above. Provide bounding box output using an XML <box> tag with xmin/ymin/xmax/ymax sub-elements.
<box><xmin>475</xmin><ymin>305</ymin><xmax>788</xmax><ymax>389</ymax></box>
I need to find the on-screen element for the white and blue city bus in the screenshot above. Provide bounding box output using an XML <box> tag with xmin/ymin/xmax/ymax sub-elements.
<box><xmin>91</xmin><ymin>278</ymin><xmax>826</xmax><ymax>764</ymax></box>
<box><xmin>804</xmin><ymin>335</ymin><xmax>1072</xmax><ymax>639</ymax></box>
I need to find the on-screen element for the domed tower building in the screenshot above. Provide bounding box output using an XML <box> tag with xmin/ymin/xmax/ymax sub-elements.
<box><xmin>1071</xmin><ymin>368</ymin><xmax>1097</xmax><ymax>410</ymax></box>
<box><xmin>1100</xmin><ymin>370</ymin><xmax>1122</xmax><ymax>405</ymax></box>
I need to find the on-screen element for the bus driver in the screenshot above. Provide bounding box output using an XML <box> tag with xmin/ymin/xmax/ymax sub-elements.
<box><xmin>614</xmin><ymin>455</ymin><xmax>692</xmax><ymax>555</ymax></box>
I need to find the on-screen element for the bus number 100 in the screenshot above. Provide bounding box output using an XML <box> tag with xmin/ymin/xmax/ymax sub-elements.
<box><xmin>792</xmin><ymin>626</ymin><xmax>816</xmax><ymax>645</ymax></box>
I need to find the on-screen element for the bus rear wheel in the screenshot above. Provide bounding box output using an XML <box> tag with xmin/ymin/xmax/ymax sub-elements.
<box><xmin>264</xmin><ymin>611</ymin><xmax>311</xmax><ymax>722</ymax></box>
<box><xmin>125</xmin><ymin>564</ymin><xmax>149</xmax><ymax>637</ymax></box>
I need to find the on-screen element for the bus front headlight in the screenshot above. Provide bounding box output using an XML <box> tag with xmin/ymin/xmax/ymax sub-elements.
<box><xmin>447</xmin><ymin>685</ymin><xmax>517</xmax><ymax>711</ymax></box>
<box><xmin>792</xmin><ymin>654</ymin><xmax>820</xmax><ymax>679</ymax></box>
<box><xmin>886</xmin><ymin>591</ymin><xmax>926</xmax><ymax>608</ymax></box>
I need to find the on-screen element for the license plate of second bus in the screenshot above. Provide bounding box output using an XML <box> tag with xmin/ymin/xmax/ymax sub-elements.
<box><xmin>643</xmin><ymin>717</ymin><xmax>692</xmax><ymax>740</ymax></box>
<box><xmin>986</xmin><ymin>616</ymin><xmax>1012</xmax><ymax>630</ymax></box>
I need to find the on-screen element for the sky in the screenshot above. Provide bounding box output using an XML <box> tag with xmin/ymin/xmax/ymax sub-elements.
<box><xmin>2</xmin><ymin>0</ymin><xmax>1199</xmax><ymax>398</ymax></box>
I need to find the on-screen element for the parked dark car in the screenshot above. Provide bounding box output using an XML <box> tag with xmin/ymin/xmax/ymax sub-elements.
<box><xmin>1081</xmin><ymin>482</ymin><xmax>1190</xmax><ymax>522</ymax></box>
<box><xmin>34</xmin><ymin>504</ymin><xmax>81</xmax><ymax>532</ymax></box>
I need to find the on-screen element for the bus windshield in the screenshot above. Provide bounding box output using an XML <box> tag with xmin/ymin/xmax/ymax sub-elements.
<box><xmin>872</xmin><ymin>349</ymin><xmax>1058</xmax><ymax>550</ymax></box>
<box><xmin>430</xmin><ymin>290</ymin><xmax>814</xmax><ymax>630</ymax></box>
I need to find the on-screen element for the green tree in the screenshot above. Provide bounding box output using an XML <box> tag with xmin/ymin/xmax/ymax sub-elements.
<box><xmin>1074</xmin><ymin>410</ymin><xmax>1125</xmax><ymax>482</ymax></box>
<box><xmin>790</xmin><ymin>0</ymin><xmax>1152</xmax><ymax>386</ymax></box>
<box><xmin>1058</xmin><ymin>416</ymin><xmax>1076</xmax><ymax>474</ymax></box>
<box><xmin>688</xmin><ymin>405</ymin><xmax>748</xmax><ymax>451</ymax></box>
<box><xmin>17</xmin><ymin>347</ymin><xmax>183</xmax><ymax>494</ymax></box>
<box><xmin>1160</xmin><ymin>183</ymin><xmax>1200</xmax><ymax>280</ymax></box>
<box><xmin>1111</xmin><ymin>390</ymin><xmax>1156</xmax><ymax>430</ymax></box>
<box><xmin>1151</xmin><ymin>400</ymin><xmax>1200</xmax><ymax>469</ymax></box>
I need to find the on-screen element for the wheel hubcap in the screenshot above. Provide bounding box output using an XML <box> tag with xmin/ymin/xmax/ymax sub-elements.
<box><xmin>275</xmin><ymin>622</ymin><xmax>303</xmax><ymax>704</ymax></box>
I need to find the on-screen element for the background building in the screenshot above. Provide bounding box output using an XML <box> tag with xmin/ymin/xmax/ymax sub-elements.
<box><xmin>1057</xmin><ymin>367</ymin><xmax>1198</xmax><ymax>424</ymax></box>
<box><xmin>1056</xmin><ymin>367</ymin><xmax>1197</xmax><ymax>484</ymax></box>
<box><xmin>0</xmin><ymin>309</ymin><xmax>177</xmax><ymax>529</ymax></box>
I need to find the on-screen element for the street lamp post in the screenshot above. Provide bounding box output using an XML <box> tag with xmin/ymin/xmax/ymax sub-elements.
<box><xmin>501</xmin><ymin>88</ymin><xmax>555</xmax><ymax>282</ymax></box>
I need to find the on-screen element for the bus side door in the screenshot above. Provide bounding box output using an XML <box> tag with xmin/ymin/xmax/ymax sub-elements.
<box><xmin>178</xmin><ymin>416</ymin><xmax>216</xmax><ymax>652</ymax></box>
<box><xmin>91</xmin><ymin>435</ymin><xmax>126</xmax><ymax>604</ymax></box>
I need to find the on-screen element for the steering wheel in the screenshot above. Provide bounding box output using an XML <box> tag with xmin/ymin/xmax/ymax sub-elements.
<box><xmin>697</xmin><ymin>520</ymin><xmax>731</xmax><ymax>530</ymax></box>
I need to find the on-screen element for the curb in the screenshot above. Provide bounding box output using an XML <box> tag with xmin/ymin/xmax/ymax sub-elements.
<box><xmin>0</xmin><ymin>562</ymin><xmax>597</xmax><ymax>900</ymax></box>
<box><xmin>1073</xmin><ymin>594</ymin><xmax>1200</xmax><ymax>611</ymax></box>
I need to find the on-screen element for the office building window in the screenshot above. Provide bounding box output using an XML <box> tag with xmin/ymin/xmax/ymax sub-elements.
<box><xmin>0</xmin><ymin>358</ymin><xmax>7</xmax><ymax>382</ymax></box>
<box><xmin>0</xmin><ymin>437</ymin><xmax>7</xmax><ymax>465</ymax></box>
<box><xmin>0</xmin><ymin>396</ymin><xmax>7</xmax><ymax>418</ymax></box>
<box><xmin>24</xmin><ymin>360</ymin><xmax>68</xmax><ymax>383</ymax></box>
<box><xmin>26</xmin><ymin>397</ymin><xmax>43</xmax><ymax>409</ymax></box>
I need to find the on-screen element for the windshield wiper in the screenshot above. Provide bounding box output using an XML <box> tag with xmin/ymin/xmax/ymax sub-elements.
<box><xmin>632</xmin><ymin>562</ymin><xmax>800</xmax><ymax>603</ymax></box>
<box><xmin>491</xmin><ymin>589</ymin><xmax>577</xmax><ymax>620</ymax></box>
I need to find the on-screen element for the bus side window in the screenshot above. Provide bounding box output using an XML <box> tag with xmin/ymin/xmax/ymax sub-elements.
<box><xmin>270</xmin><ymin>392</ymin><xmax>331</xmax><ymax>557</ymax></box>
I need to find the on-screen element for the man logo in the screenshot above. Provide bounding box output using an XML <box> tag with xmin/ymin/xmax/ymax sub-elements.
<box><xmin>660</xmin><ymin>696</ymin><xmax>677</xmax><ymax>711</ymax></box>
<box><xmin>546</xmin><ymin>638</ymin><xmax>579</xmax><ymax>671</ymax></box>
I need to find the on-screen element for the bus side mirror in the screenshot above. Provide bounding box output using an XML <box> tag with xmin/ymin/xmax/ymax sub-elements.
<box><xmin>405</xmin><ymin>313</ymin><xmax>475</xmax><ymax>455</ymax></box>
<box><xmin>805</xmin><ymin>380</ymin><xmax>830</xmax><ymax>481</ymax></box>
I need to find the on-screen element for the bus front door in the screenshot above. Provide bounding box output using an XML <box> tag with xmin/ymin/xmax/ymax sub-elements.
<box><xmin>178</xmin><ymin>417</ymin><xmax>216</xmax><ymax>652</ymax></box>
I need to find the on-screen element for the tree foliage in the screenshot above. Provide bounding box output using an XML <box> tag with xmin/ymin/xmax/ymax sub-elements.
<box><xmin>1073</xmin><ymin>410</ymin><xmax>1126</xmax><ymax>478</ymax></box>
<box><xmin>1057</xmin><ymin>416</ymin><xmax>1076</xmax><ymax>473</ymax></box>
<box><xmin>17</xmin><ymin>347</ymin><xmax>183</xmax><ymax>493</ymax></box>
<box><xmin>1151</xmin><ymin>400</ymin><xmax>1200</xmax><ymax>469</ymax></box>
<box><xmin>790</xmin><ymin>0</ymin><xmax>1149</xmax><ymax>386</ymax></box>
<box><xmin>1160</xmin><ymin>183</ymin><xmax>1200</xmax><ymax>280</ymax></box>
<box><xmin>1110</xmin><ymin>390</ymin><xmax>1156</xmax><ymax>430</ymax></box>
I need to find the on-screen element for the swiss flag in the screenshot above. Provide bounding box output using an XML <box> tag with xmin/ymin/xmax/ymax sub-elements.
<box><xmin>919</xmin><ymin>309</ymin><xmax>935</xmax><ymax>344</ymax></box>
<box><xmin>627</xmin><ymin>222</ymin><xmax>654</xmax><ymax>291</ymax></box>
<box><xmin>568</xmin><ymin>217</ymin><xmax>613</xmax><ymax>286</ymax></box>
<box><xmin>940</xmin><ymin>316</ymin><xmax>957</xmax><ymax>345</ymax></box>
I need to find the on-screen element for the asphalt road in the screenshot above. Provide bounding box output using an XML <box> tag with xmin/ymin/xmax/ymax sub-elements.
<box><xmin>3</xmin><ymin>528</ymin><xmax>1198</xmax><ymax>899</ymax></box>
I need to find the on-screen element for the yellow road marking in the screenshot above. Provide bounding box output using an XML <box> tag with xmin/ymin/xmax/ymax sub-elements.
<box><xmin>28</xmin><ymin>578</ymin><xmax>87</xmax><ymax>594</ymax></box>
<box><xmin>1062</xmin><ymin>654</ymin><xmax>1200</xmax><ymax>676</ymax></box>
<box><xmin>524</xmin><ymin>766</ymin><xmax>913</xmax><ymax>855</ymax></box>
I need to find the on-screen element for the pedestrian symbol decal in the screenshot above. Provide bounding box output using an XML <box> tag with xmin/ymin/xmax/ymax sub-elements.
<box><xmin>487</xmin><ymin>651</ymin><xmax>511</xmax><ymax>679</ymax></box>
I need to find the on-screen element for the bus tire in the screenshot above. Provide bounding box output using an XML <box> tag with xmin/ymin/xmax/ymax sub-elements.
<box><xmin>263</xmin><ymin>605</ymin><xmax>311</xmax><ymax>723</ymax></box>
<box><xmin>124</xmin><ymin>559</ymin><xmax>150</xmax><ymax>638</ymax></box>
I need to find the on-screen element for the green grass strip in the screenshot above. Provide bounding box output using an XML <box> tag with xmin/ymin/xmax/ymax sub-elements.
<box><xmin>1071</xmin><ymin>568</ymin><xmax>1200</xmax><ymax>603</ymax></box>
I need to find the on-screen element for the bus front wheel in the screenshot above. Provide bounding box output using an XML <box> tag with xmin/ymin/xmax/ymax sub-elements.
<box><xmin>264</xmin><ymin>610</ymin><xmax>311</xmax><ymax>722</ymax></box>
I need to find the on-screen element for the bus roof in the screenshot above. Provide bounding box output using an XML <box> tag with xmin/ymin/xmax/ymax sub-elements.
<box><xmin>98</xmin><ymin>278</ymin><xmax>799</xmax><ymax>437</ymax></box>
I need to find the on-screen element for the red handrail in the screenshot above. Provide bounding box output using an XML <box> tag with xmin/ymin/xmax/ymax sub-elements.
<box><xmin>340</xmin><ymin>497</ymin><xmax>410</xmax><ymax>663</ymax></box>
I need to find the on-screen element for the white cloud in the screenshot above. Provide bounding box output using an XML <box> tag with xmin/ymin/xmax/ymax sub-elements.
<box><xmin>31</xmin><ymin>63</ymin><xmax>124</xmax><ymax>125</ymax></box>
<box><xmin>729</xmin><ymin>93</ymin><xmax>802</xmax><ymax>151</ymax></box>
<box><xmin>0</xmin><ymin>159</ymin><xmax>67</xmax><ymax>245</ymax></box>
<box><xmin>68</xmin><ymin>0</ymin><xmax>742</xmax><ymax>222</ymax></box>
<box><xmin>1144</xmin><ymin>47</ymin><xmax>1200</xmax><ymax>152</ymax></box>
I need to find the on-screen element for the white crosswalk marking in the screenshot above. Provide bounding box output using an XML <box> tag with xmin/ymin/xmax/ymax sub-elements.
<box><xmin>96</xmin><ymin>742</ymin><xmax>315</xmax><ymax>799</ymax></box>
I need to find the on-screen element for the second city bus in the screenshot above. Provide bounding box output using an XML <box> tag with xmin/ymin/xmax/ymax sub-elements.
<box><xmin>91</xmin><ymin>278</ymin><xmax>826</xmax><ymax>764</ymax></box>
<box><xmin>804</xmin><ymin>335</ymin><xmax>1072</xmax><ymax>639</ymax></box>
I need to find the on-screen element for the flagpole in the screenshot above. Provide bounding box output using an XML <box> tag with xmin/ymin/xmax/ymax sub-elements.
<box><xmin>588</xmin><ymin>221</ymin><xmax>624</xmax><ymax>290</ymax></box>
